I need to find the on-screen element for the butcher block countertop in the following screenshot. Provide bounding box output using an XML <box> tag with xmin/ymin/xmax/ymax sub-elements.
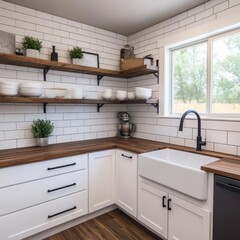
<box><xmin>0</xmin><ymin>137</ymin><xmax>239</xmax><ymax>180</ymax></box>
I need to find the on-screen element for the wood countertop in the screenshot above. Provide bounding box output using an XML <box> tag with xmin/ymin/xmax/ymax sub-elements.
<box><xmin>0</xmin><ymin>137</ymin><xmax>239</xmax><ymax>180</ymax></box>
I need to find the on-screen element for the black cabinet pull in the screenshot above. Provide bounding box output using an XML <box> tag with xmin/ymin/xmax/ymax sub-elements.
<box><xmin>167</xmin><ymin>199</ymin><xmax>172</xmax><ymax>210</ymax></box>
<box><xmin>47</xmin><ymin>163</ymin><xmax>76</xmax><ymax>171</ymax></box>
<box><xmin>47</xmin><ymin>183</ymin><xmax>76</xmax><ymax>193</ymax></box>
<box><xmin>162</xmin><ymin>196</ymin><xmax>167</xmax><ymax>208</ymax></box>
<box><xmin>48</xmin><ymin>206</ymin><xmax>77</xmax><ymax>219</ymax></box>
<box><xmin>121</xmin><ymin>154</ymin><xmax>132</xmax><ymax>159</ymax></box>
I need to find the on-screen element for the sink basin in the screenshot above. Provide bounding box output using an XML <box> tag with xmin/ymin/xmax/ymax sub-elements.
<box><xmin>139</xmin><ymin>148</ymin><xmax>219</xmax><ymax>200</ymax></box>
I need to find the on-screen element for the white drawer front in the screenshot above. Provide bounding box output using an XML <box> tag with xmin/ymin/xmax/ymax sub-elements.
<box><xmin>0</xmin><ymin>154</ymin><xmax>87</xmax><ymax>188</ymax></box>
<box><xmin>0</xmin><ymin>191</ymin><xmax>88</xmax><ymax>240</ymax></box>
<box><xmin>0</xmin><ymin>170</ymin><xmax>87</xmax><ymax>216</ymax></box>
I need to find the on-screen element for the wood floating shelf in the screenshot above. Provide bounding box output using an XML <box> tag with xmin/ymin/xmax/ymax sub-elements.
<box><xmin>0</xmin><ymin>53</ymin><xmax>159</xmax><ymax>83</ymax></box>
<box><xmin>0</xmin><ymin>97</ymin><xmax>159</xmax><ymax>113</ymax></box>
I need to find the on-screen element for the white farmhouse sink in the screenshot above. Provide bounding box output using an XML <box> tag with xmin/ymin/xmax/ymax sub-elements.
<box><xmin>139</xmin><ymin>148</ymin><xmax>219</xmax><ymax>200</ymax></box>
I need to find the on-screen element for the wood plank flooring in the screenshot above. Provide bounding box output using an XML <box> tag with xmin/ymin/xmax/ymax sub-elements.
<box><xmin>44</xmin><ymin>209</ymin><xmax>163</xmax><ymax>240</ymax></box>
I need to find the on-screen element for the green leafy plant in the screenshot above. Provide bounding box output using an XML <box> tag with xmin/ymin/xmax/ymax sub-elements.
<box><xmin>68</xmin><ymin>47</ymin><xmax>84</xmax><ymax>59</ymax></box>
<box><xmin>31</xmin><ymin>119</ymin><xmax>54</xmax><ymax>138</ymax></box>
<box><xmin>22</xmin><ymin>36</ymin><xmax>42</xmax><ymax>52</ymax></box>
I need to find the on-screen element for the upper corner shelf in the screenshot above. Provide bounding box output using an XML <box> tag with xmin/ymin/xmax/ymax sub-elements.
<box><xmin>0</xmin><ymin>53</ymin><xmax>159</xmax><ymax>82</ymax></box>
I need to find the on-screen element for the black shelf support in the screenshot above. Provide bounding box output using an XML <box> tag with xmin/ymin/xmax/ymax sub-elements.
<box><xmin>97</xmin><ymin>75</ymin><xmax>104</xmax><ymax>85</ymax></box>
<box><xmin>150</xmin><ymin>103</ymin><xmax>159</xmax><ymax>114</ymax></box>
<box><xmin>154</xmin><ymin>71</ymin><xmax>159</xmax><ymax>84</ymax></box>
<box><xmin>43</xmin><ymin>67</ymin><xmax>50</xmax><ymax>81</ymax></box>
<box><xmin>43</xmin><ymin>103</ymin><xmax>47</xmax><ymax>113</ymax></box>
<box><xmin>97</xmin><ymin>103</ymin><xmax>104</xmax><ymax>112</ymax></box>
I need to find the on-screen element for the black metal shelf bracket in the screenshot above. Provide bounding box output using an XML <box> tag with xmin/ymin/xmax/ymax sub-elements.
<box><xmin>43</xmin><ymin>103</ymin><xmax>47</xmax><ymax>113</ymax></box>
<box><xmin>154</xmin><ymin>71</ymin><xmax>159</xmax><ymax>84</ymax></box>
<box><xmin>43</xmin><ymin>67</ymin><xmax>50</xmax><ymax>81</ymax></box>
<box><xmin>150</xmin><ymin>103</ymin><xmax>159</xmax><ymax>114</ymax></box>
<box><xmin>97</xmin><ymin>103</ymin><xmax>104</xmax><ymax>112</ymax></box>
<box><xmin>97</xmin><ymin>75</ymin><xmax>104</xmax><ymax>85</ymax></box>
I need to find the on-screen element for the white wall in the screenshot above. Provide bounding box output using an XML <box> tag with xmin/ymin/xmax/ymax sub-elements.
<box><xmin>1</xmin><ymin>0</ymin><xmax>240</xmax><ymax>155</ymax></box>
<box><xmin>0</xmin><ymin>0</ymin><xmax>128</xmax><ymax>150</ymax></box>
<box><xmin>128</xmin><ymin>0</ymin><xmax>240</xmax><ymax>156</ymax></box>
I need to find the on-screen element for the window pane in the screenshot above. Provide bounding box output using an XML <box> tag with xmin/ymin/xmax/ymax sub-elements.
<box><xmin>172</xmin><ymin>43</ymin><xmax>207</xmax><ymax>113</ymax></box>
<box><xmin>212</xmin><ymin>32</ymin><xmax>240</xmax><ymax>113</ymax></box>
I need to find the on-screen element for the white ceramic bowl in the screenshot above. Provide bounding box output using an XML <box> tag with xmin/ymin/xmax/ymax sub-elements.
<box><xmin>20</xmin><ymin>90</ymin><xmax>42</xmax><ymax>97</ymax></box>
<box><xmin>20</xmin><ymin>82</ymin><xmax>42</xmax><ymax>89</ymax></box>
<box><xmin>116</xmin><ymin>90</ymin><xmax>127</xmax><ymax>101</ymax></box>
<box><xmin>136</xmin><ymin>92</ymin><xmax>152</xmax><ymax>99</ymax></box>
<box><xmin>127</xmin><ymin>92</ymin><xmax>135</xmax><ymax>100</ymax></box>
<box><xmin>45</xmin><ymin>88</ymin><xmax>66</xmax><ymax>98</ymax></box>
<box><xmin>0</xmin><ymin>84</ymin><xmax>18</xmax><ymax>90</ymax></box>
<box><xmin>0</xmin><ymin>88</ymin><xmax>18</xmax><ymax>96</ymax></box>
<box><xmin>71</xmin><ymin>88</ymin><xmax>84</xmax><ymax>99</ymax></box>
<box><xmin>0</xmin><ymin>81</ymin><xmax>18</xmax><ymax>87</ymax></box>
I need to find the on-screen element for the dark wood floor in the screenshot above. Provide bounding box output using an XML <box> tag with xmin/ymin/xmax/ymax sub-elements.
<box><xmin>44</xmin><ymin>209</ymin><xmax>163</xmax><ymax>240</ymax></box>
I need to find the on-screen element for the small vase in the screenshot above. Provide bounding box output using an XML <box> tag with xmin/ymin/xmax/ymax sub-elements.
<box><xmin>36</xmin><ymin>137</ymin><xmax>48</xmax><ymax>147</ymax></box>
<box><xmin>72</xmin><ymin>58</ymin><xmax>82</xmax><ymax>65</ymax></box>
<box><xmin>51</xmin><ymin>46</ymin><xmax>58</xmax><ymax>61</ymax></box>
<box><xmin>26</xmin><ymin>49</ymin><xmax>40</xmax><ymax>58</ymax></box>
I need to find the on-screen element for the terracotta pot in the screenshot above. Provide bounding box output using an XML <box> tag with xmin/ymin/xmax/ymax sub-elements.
<box><xmin>26</xmin><ymin>49</ymin><xmax>40</xmax><ymax>58</ymax></box>
<box><xmin>36</xmin><ymin>137</ymin><xmax>48</xmax><ymax>147</ymax></box>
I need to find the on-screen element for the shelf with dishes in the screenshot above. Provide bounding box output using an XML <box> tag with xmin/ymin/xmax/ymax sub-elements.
<box><xmin>0</xmin><ymin>53</ymin><xmax>159</xmax><ymax>84</ymax></box>
<box><xmin>0</xmin><ymin>96</ymin><xmax>159</xmax><ymax>113</ymax></box>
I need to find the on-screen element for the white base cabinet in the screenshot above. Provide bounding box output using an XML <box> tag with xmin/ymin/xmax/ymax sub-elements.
<box><xmin>138</xmin><ymin>182</ymin><xmax>168</xmax><ymax>238</ymax></box>
<box><xmin>0</xmin><ymin>154</ymin><xmax>88</xmax><ymax>240</ymax></box>
<box><xmin>168</xmin><ymin>195</ymin><xmax>210</xmax><ymax>240</ymax></box>
<box><xmin>89</xmin><ymin>150</ymin><xmax>116</xmax><ymax>213</ymax></box>
<box><xmin>138</xmin><ymin>179</ymin><xmax>211</xmax><ymax>240</ymax></box>
<box><xmin>116</xmin><ymin>150</ymin><xmax>138</xmax><ymax>217</ymax></box>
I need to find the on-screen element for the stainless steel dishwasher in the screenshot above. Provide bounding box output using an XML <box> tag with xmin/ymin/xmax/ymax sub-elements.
<box><xmin>213</xmin><ymin>175</ymin><xmax>240</xmax><ymax>240</ymax></box>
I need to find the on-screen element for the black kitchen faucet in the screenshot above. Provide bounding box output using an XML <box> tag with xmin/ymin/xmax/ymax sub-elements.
<box><xmin>179</xmin><ymin>110</ymin><xmax>206</xmax><ymax>151</ymax></box>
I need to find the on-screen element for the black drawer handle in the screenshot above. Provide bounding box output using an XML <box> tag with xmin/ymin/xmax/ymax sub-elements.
<box><xmin>121</xmin><ymin>154</ymin><xmax>132</xmax><ymax>159</ymax></box>
<box><xmin>167</xmin><ymin>199</ymin><xmax>172</xmax><ymax>210</ymax></box>
<box><xmin>48</xmin><ymin>206</ymin><xmax>77</xmax><ymax>219</ymax></box>
<box><xmin>47</xmin><ymin>183</ymin><xmax>76</xmax><ymax>193</ymax></box>
<box><xmin>47</xmin><ymin>163</ymin><xmax>76</xmax><ymax>171</ymax></box>
<box><xmin>162</xmin><ymin>196</ymin><xmax>167</xmax><ymax>208</ymax></box>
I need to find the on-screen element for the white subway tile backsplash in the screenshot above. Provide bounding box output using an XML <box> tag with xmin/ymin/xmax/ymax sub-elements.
<box><xmin>215</xmin><ymin>143</ymin><xmax>238</xmax><ymax>155</ymax></box>
<box><xmin>228</xmin><ymin>132</ymin><xmax>240</xmax><ymax>146</ymax></box>
<box><xmin>0</xmin><ymin>0</ymin><xmax>239</xmax><ymax>154</ymax></box>
<box><xmin>0</xmin><ymin>140</ymin><xmax>16</xmax><ymax>149</ymax></box>
<box><xmin>229</xmin><ymin>0</ymin><xmax>240</xmax><ymax>7</ymax></box>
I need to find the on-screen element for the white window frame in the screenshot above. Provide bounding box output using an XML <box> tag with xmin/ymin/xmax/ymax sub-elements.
<box><xmin>158</xmin><ymin>11</ymin><xmax>240</xmax><ymax>120</ymax></box>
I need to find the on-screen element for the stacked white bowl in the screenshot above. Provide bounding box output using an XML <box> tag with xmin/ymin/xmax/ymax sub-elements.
<box><xmin>44</xmin><ymin>88</ymin><xmax>66</xmax><ymax>98</ymax></box>
<box><xmin>0</xmin><ymin>82</ymin><xmax>19</xmax><ymax>96</ymax></box>
<box><xmin>20</xmin><ymin>82</ymin><xmax>43</xmax><ymax>97</ymax></box>
<box><xmin>127</xmin><ymin>92</ymin><xmax>135</xmax><ymax>100</ymax></box>
<box><xmin>116</xmin><ymin>90</ymin><xmax>127</xmax><ymax>101</ymax></box>
<box><xmin>135</xmin><ymin>87</ymin><xmax>152</xmax><ymax>100</ymax></box>
<box><xmin>102</xmin><ymin>89</ymin><xmax>112</xmax><ymax>100</ymax></box>
<box><xmin>71</xmin><ymin>87</ymin><xmax>86</xmax><ymax>99</ymax></box>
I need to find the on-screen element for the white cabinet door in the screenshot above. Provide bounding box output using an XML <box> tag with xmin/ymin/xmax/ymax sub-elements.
<box><xmin>89</xmin><ymin>150</ymin><xmax>116</xmax><ymax>213</ymax></box>
<box><xmin>168</xmin><ymin>194</ymin><xmax>210</xmax><ymax>240</ymax></box>
<box><xmin>116</xmin><ymin>150</ymin><xmax>137</xmax><ymax>217</ymax></box>
<box><xmin>138</xmin><ymin>182</ymin><xmax>168</xmax><ymax>239</ymax></box>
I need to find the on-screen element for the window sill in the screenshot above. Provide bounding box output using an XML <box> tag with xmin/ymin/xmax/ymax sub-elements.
<box><xmin>158</xmin><ymin>114</ymin><xmax>240</xmax><ymax>122</ymax></box>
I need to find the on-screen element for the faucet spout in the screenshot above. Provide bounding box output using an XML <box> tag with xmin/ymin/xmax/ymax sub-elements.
<box><xmin>178</xmin><ymin>110</ymin><xmax>206</xmax><ymax>151</ymax></box>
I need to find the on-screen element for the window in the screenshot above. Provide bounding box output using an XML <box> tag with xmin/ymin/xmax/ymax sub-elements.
<box><xmin>170</xmin><ymin>29</ymin><xmax>240</xmax><ymax>116</ymax></box>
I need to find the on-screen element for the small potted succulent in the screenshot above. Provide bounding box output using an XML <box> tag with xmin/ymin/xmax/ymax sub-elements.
<box><xmin>31</xmin><ymin>119</ymin><xmax>54</xmax><ymax>147</ymax></box>
<box><xmin>68</xmin><ymin>47</ymin><xmax>84</xmax><ymax>65</ymax></box>
<box><xmin>22</xmin><ymin>36</ymin><xmax>42</xmax><ymax>58</ymax></box>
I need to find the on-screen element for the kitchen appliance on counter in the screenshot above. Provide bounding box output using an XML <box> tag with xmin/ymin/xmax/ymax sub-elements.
<box><xmin>117</xmin><ymin>112</ymin><xmax>136</xmax><ymax>138</ymax></box>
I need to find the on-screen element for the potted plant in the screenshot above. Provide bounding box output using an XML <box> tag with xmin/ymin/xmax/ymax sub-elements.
<box><xmin>68</xmin><ymin>47</ymin><xmax>84</xmax><ymax>65</ymax></box>
<box><xmin>31</xmin><ymin>119</ymin><xmax>54</xmax><ymax>147</ymax></box>
<box><xmin>22</xmin><ymin>36</ymin><xmax>42</xmax><ymax>58</ymax></box>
